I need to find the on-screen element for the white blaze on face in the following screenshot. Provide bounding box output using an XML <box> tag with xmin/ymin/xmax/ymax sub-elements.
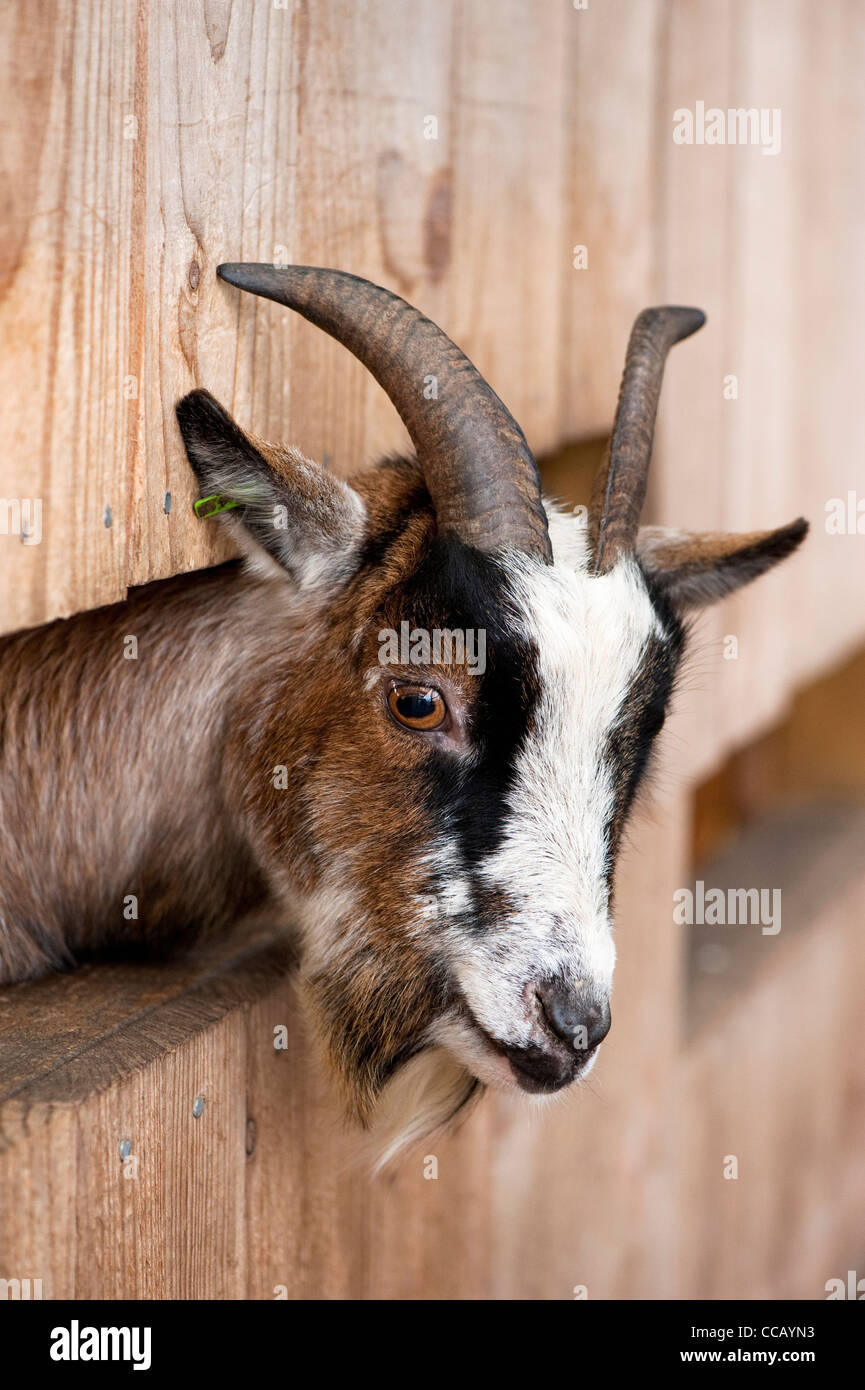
<box><xmin>449</xmin><ymin>508</ymin><xmax>665</xmax><ymax>1051</ymax></box>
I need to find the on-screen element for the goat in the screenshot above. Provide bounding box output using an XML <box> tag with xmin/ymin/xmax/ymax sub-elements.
<box><xmin>0</xmin><ymin>266</ymin><xmax>806</xmax><ymax>1161</ymax></box>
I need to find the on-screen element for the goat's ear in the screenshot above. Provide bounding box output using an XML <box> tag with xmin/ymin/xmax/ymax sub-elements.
<box><xmin>176</xmin><ymin>388</ymin><xmax>366</xmax><ymax>590</ymax></box>
<box><xmin>636</xmin><ymin>518</ymin><xmax>808</xmax><ymax>610</ymax></box>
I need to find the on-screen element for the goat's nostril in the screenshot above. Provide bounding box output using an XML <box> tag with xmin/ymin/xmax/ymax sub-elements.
<box><xmin>536</xmin><ymin>977</ymin><xmax>581</xmax><ymax>1041</ymax></box>
<box><xmin>536</xmin><ymin>978</ymin><xmax>611</xmax><ymax>1053</ymax></box>
<box><xmin>581</xmin><ymin>998</ymin><xmax>612</xmax><ymax>1051</ymax></box>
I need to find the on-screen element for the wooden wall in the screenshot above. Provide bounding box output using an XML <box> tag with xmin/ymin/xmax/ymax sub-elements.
<box><xmin>0</xmin><ymin>809</ymin><xmax>688</xmax><ymax>1300</ymax></box>
<box><xmin>2</xmin><ymin>0</ymin><xmax>865</xmax><ymax>1301</ymax></box>
<box><xmin>5</xmin><ymin>789</ymin><xmax>862</xmax><ymax>1300</ymax></box>
<box><xmin>5</xmin><ymin>0</ymin><xmax>864</xmax><ymax>783</ymax></box>
<box><xmin>658</xmin><ymin>0</ymin><xmax>865</xmax><ymax>783</ymax></box>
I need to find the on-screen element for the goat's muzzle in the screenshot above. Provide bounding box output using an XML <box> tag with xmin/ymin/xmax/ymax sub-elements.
<box><xmin>482</xmin><ymin>978</ymin><xmax>612</xmax><ymax>1094</ymax></box>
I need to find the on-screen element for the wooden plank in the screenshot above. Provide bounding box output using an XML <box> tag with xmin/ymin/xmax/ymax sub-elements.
<box><xmin>4</xmin><ymin>0</ymin><xmax>865</xmax><ymax>768</ymax></box>
<box><xmin>653</xmin><ymin>0</ymin><xmax>742</xmax><ymax>786</ymax></box>
<box><xmin>446</xmin><ymin>0</ymin><xmax>569</xmax><ymax>460</ymax></box>
<box><xmin>679</xmin><ymin>805</ymin><xmax>865</xmax><ymax>1298</ymax></box>
<box><xmin>787</xmin><ymin>0</ymin><xmax>865</xmax><ymax>681</ymax></box>
<box><xmin>0</xmin><ymin>1017</ymin><xmax>250</xmax><ymax>1299</ymax></box>
<box><xmin>657</xmin><ymin>0</ymin><xmax>865</xmax><ymax>781</ymax></box>
<box><xmin>0</xmin><ymin>933</ymin><xmax>493</xmax><ymax>1299</ymax></box>
<box><xmin>242</xmin><ymin>976</ymin><xmax>492</xmax><ymax>1299</ymax></box>
<box><xmin>559</xmin><ymin>0</ymin><xmax>662</xmax><ymax>442</ymax></box>
<box><xmin>490</xmin><ymin>792</ymin><xmax>690</xmax><ymax>1300</ymax></box>
<box><xmin>76</xmin><ymin>1017</ymin><xmax>249</xmax><ymax>1299</ymax></box>
<box><xmin>0</xmin><ymin>1109</ymin><xmax>79</xmax><ymax>1300</ymax></box>
<box><xmin>2</xmin><ymin>801</ymin><xmax>863</xmax><ymax>1298</ymax></box>
<box><xmin>0</xmin><ymin>929</ymin><xmax>295</xmax><ymax>1149</ymax></box>
<box><xmin>0</xmin><ymin>0</ymin><xmax>580</xmax><ymax>638</ymax></box>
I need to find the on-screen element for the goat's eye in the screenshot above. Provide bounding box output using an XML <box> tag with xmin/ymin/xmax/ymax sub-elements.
<box><xmin>387</xmin><ymin>684</ymin><xmax>447</xmax><ymax>732</ymax></box>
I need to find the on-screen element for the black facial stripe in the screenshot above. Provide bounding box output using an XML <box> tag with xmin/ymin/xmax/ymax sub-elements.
<box><xmin>373</xmin><ymin>527</ymin><xmax>685</xmax><ymax>929</ymax></box>
<box><xmin>601</xmin><ymin>618</ymin><xmax>685</xmax><ymax>881</ymax></box>
<box><xmin>391</xmin><ymin>538</ymin><xmax>543</xmax><ymax>901</ymax></box>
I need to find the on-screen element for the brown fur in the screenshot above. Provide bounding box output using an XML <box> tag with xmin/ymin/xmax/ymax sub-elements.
<box><xmin>0</xmin><ymin>391</ymin><xmax>807</xmax><ymax>1140</ymax></box>
<box><xmin>0</xmin><ymin>460</ymin><xmax>471</xmax><ymax>1123</ymax></box>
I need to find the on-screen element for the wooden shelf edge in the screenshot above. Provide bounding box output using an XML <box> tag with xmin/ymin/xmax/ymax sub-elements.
<box><xmin>0</xmin><ymin>928</ymin><xmax>297</xmax><ymax>1151</ymax></box>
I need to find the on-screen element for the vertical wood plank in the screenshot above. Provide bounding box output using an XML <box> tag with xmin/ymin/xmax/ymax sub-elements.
<box><xmin>559</xmin><ymin>0</ymin><xmax>663</xmax><ymax>443</ymax></box>
<box><xmin>0</xmin><ymin>0</ymin><xmax>575</xmax><ymax>636</ymax></box>
<box><xmin>658</xmin><ymin>0</ymin><xmax>865</xmax><ymax>782</ymax></box>
<box><xmin>490</xmin><ymin>794</ymin><xmax>690</xmax><ymax>1299</ymax></box>
<box><xmin>242</xmin><ymin>973</ymin><xmax>492</xmax><ymax>1300</ymax></box>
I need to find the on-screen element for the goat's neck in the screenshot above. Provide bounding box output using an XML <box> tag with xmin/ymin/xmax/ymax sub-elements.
<box><xmin>0</xmin><ymin>562</ymin><xmax>292</xmax><ymax>981</ymax></box>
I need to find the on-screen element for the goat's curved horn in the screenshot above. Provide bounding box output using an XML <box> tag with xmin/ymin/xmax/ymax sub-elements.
<box><xmin>589</xmin><ymin>306</ymin><xmax>706</xmax><ymax>574</ymax></box>
<box><xmin>216</xmin><ymin>264</ymin><xmax>552</xmax><ymax>562</ymax></box>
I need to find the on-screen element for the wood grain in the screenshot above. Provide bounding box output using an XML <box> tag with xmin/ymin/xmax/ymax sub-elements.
<box><xmin>559</xmin><ymin>0</ymin><xmax>662</xmax><ymax>441</ymax></box>
<box><xmin>656</xmin><ymin>0</ymin><xmax>865</xmax><ymax>783</ymax></box>
<box><xmin>3</xmin><ymin>0</ymin><xmax>863</xmax><ymax>782</ymax></box>
<box><xmin>0</xmin><ymin>0</ymin><xmax>571</xmax><ymax>632</ymax></box>
<box><xmin>2</xmin><ymin>798</ymin><xmax>865</xmax><ymax>1297</ymax></box>
<box><xmin>680</xmin><ymin>805</ymin><xmax>865</xmax><ymax>1298</ymax></box>
<box><xmin>2</xmin><ymin>0</ymin><xmax>865</xmax><ymax>1303</ymax></box>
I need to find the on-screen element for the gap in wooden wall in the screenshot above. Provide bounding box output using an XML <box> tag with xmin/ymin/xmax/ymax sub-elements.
<box><xmin>685</xmin><ymin>645</ymin><xmax>865</xmax><ymax>1033</ymax></box>
<box><xmin>538</xmin><ymin>436</ymin><xmax>606</xmax><ymax>513</ymax></box>
<box><xmin>693</xmin><ymin>644</ymin><xmax>865</xmax><ymax>863</ymax></box>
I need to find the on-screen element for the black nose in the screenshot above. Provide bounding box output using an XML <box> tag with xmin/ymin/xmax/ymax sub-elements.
<box><xmin>537</xmin><ymin>977</ymin><xmax>611</xmax><ymax>1054</ymax></box>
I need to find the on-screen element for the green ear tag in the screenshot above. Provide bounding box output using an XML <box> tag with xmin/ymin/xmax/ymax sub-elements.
<box><xmin>194</xmin><ymin>494</ymin><xmax>240</xmax><ymax>519</ymax></box>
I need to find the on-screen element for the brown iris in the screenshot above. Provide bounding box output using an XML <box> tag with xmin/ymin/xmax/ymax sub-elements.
<box><xmin>387</xmin><ymin>684</ymin><xmax>447</xmax><ymax>732</ymax></box>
